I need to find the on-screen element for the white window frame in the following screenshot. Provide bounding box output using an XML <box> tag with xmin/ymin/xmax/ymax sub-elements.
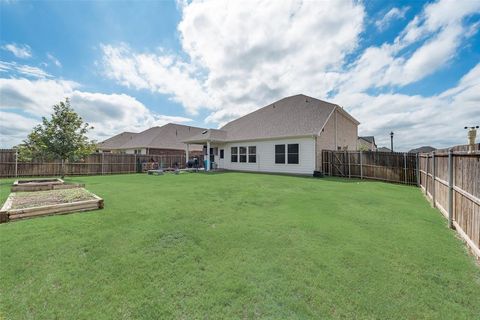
<box><xmin>274</xmin><ymin>143</ymin><xmax>300</xmax><ymax>165</ymax></box>
<box><xmin>248</xmin><ymin>146</ymin><xmax>256</xmax><ymax>163</ymax></box>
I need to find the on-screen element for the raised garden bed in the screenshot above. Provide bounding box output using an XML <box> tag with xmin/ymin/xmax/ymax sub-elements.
<box><xmin>0</xmin><ymin>188</ymin><xmax>103</xmax><ymax>223</ymax></box>
<box><xmin>11</xmin><ymin>178</ymin><xmax>84</xmax><ymax>192</ymax></box>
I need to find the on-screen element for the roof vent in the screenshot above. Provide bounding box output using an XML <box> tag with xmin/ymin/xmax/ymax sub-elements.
<box><xmin>202</xmin><ymin>130</ymin><xmax>208</xmax><ymax>134</ymax></box>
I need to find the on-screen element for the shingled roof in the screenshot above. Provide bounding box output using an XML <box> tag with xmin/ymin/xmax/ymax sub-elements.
<box><xmin>97</xmin><ymin>132</ymin><xmax>138</xmax><ymax>149</ymax></box>
<box><xmin>99</xmin><ymin>124</ymin><xmax>206</xmax><ymax>151</ymax></box>
<box><xmin>185</xmin><ymin>94</ymin><xmax>359</xmax><ymax>143</ymax></box>
<box><xmin>359</xmin><ymin>136</ymin><xmax>375</xmax><ymax>144</ymax></box>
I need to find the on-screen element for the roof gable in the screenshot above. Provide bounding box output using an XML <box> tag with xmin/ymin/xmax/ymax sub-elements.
<box><xmin>219</xmin><ymin>94</ymin><xmax>357</xmax><ymax>141</ymax></box>
<box><xmin>98</xmin><ymin>132</ymin><xmax>137</xmax><ymax>149</ymax></box>
<box><xmin>104</xmin><ymin>124</ymin><xmax>206</xmax><ymax>150</ymax></box>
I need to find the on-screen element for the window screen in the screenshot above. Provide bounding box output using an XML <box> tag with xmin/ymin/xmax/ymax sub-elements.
<box><xmin>231</xmin><ymin>147</ymin><xmax>238</xmax><ymax>162</ymax></box>
<box><xmin>287</xmin><ymin>144</ymin><xmax>299</xmax><ymax>164</ymax></box>
<box><xmin>275</xmin><ymin>144</ymin><xmax>285</xmax><ymax>164</ymax></box>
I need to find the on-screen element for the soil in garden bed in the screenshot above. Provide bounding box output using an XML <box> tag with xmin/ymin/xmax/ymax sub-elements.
<box><xmin>11</xmin><ymin>188</ymin><xmax>97</xmax><ymax>209</ymax></box>
<box><xmin>16</xmin><ymin>179</ymin><xmax>62</xmax><ymax>185</ymax></box>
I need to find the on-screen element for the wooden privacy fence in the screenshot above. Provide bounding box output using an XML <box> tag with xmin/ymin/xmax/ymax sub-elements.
<box><xmin>322</xmin><ymin>150</ymin><xmax>418</xmax><ymax>185</ymax></box>
<box><xmin>0</xmin><ymin>149</ymin><xmax>200</xmax><ymax>178</ymax></box>
<box><xmin>419</xmin><ymin>150</ymin><xmax>480</xmax><ymax>258</ymax></box>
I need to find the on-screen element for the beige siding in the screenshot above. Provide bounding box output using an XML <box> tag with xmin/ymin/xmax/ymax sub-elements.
<box><xmin>357</xmin><ymin>139</ymin><xmax>376</xmax><ymax>151</ymax></box>
<box><xmin>315</xmin><ymin>108</ymin><xmax>358</xmax><ymax>170</ymax></box>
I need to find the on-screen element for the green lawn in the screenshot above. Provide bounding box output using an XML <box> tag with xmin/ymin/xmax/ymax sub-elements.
<box><xmin>0</xmin><ymin>173</ymin><xmax>479</xmax><ymax>319</ymax></box>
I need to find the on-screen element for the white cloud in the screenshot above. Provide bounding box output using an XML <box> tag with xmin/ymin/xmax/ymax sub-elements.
<box><xmin>0</xmin><ymin>77</ymin><xmax>193</xmax><ymax>147</ymax></box>
<box><xmin>339</xmin><ymin>0</ymin><xmax>480</xmax><ymax>92</ymax></box>
<box><xmin>102</xmin><ymin>44</ymin><xmax>211</xmax><ymax>114</ymax></box>
<box><xmin>375</xmin><ymin>7</ymin><xmax>409</xmax><ymax>31</ymax></box>
<box><xmin>46</xmin><ymin>53</ymin><xmax>62</xmax><ymax>67</ymax></box>
<box><xmin>336</xmin><ymin>62</ymin><xmax>480</xmax><ymax>150</ymax></box>
<box><xmin>102</xmin><ymin>0</ymin><xmax>365</xmax><ymax>121</ymax></box>
<box><xmin>0</xmin><ymin>61</ymin><xmax>51</xmax><ymax>78</ymax></box>
<box><xmin>0</xmin><ymin>111</ymin><xmax>39</xmax><ymax>147</ymax></box>
<box><xmin>1</xmin><ymin>43</ymin><xmax>32</xmax><ymax>59</ymax></box>
<box><xmin>96</xmin><ymin>0</ymin><xmax>480</xmax><ymax>150</ymax></box>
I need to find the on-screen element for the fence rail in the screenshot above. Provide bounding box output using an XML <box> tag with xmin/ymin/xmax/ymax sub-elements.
<box><xmin>0</xmin><ymin>149</ymin><xmax>201</xmax><ymax>178</ymax></box>
<box><xmin>321</xmin><ymin>150</ymin><xmax>418</xmax><ymax>185</ymax></box>
<box><xmin>419</xmin><ymin>150</ymin><xmax>480</xmax><ymax>258</ymax></box>
<box><xmin>323</xmin><ymin>148</ymin><xmax>479</xmax><ymax>259</ymax></box>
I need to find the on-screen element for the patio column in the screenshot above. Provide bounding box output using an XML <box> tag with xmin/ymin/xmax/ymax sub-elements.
<box><xmin>185</xmin><ymin>143</ymin><xmax>190</xmax><ymax>162</ymax></box>
<box><xmin>206</xmin><ymin>141</ymin><xmax>211</xmax><ymax>171</ymax></box>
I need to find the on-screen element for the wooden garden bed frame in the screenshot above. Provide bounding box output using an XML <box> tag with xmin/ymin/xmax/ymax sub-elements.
<box><xmin>11</xmin><ymin>178</ymin><xmax>84</xmax><ymax>192</ymax></box>
<box><xmin>0</xmin><ymin>189</ymin><xmax>103</xmax><ymax>223</ymax></box>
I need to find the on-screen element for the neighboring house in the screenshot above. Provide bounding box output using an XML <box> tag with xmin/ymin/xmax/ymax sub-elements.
<box><xmin>96</xmin><ymin>132</ymin><xmax>138</xmax><ymax>153</ymax></box>
<box><xmin>184</xmin><ymin>94</ymin><xmax>359</xmax><ymax>175</ymax></box>
<box><xmin>97</xmin><ymin>123</ymin><xmax>206</xmax><ymax>156</ymax></box>
<box><xmin>408</xmin><ymin>146</ymin><xmax>436</xmax><ymax>153</ymax></box>
<box><xmin>377</xmin><ymin>147</ymin><xmax>391</xmax><ymax>152</ymax></box>
<box><xmin>358</xmin><ymin>136</ymin><xmax>377</xmax><ymax>151</ymax></box>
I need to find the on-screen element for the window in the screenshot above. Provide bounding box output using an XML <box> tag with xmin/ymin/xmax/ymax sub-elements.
<box><xmin>275</xmin><ymin>144</ymin><xmax>285</xmax><ymax>164</ymax></box>
<box><xmin>239</xmin><ymin>146</ymin><xmax>247</xmax><ymax>162</ymax></box>
<box><xmin>134</xmin><ymin>149</ymin><xmax>142</xmax><ymax>155</ymax></box>
<box><xmin>231</xmin><ymin>147</ymin><xmax>238</xmax><ymax>162</ymax></box>
<box><xmin>248</xmin><ymin>146</ymin><xmax>256</xmax><ymax>163</ymax></box>
<box><xmin>287</xmin><ymin>144</ymin><xmax>299</xmax><ymax>164</ymax></box>
<box><xmin>220</xmin><ymin>149</ymin><xmax>224</xmax><ymax>159</ymax></box>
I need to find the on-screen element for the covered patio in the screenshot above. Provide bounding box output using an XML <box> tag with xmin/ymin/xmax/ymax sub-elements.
<box><xmin>184</xmin><ymin>129</ymin><xmax>228</xmax><ymax>171</ymax></box>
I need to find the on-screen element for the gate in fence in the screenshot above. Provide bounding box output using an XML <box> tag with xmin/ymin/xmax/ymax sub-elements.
<box><xmin>321</xmin><ymin>150</ymin><xmax>418</xmax><ymax>185</ymax></box>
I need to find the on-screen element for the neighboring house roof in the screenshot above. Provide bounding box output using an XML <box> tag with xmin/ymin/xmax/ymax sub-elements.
<box><xmin>408</xmin><ymin>146</ymin><xmax>436</xmax><ymax>153</ymax></box>
<box><xmin>98</xmin><ymin>132</ymin><xmax>137</xmax><ymax>149</ymax></box>
<box><xmin>185</xmin><ymin>94</ymin><xmax>359</xmax><ymax>143</ymax></box>
<box><xmin>359</xmin><ymin>136</ymin><xmax>376</xmax><ymax>145</ymax></box>
<box><xmin>377</xmin><ymin>147</ymin><xmax>391</xmax><ymax>152</ymax></box>
<box><xmin>184</xmin><ymin>129</ymin><xmax>228</xmax><ymax>143</ymax></box>
<box><xmin>100</xmin><ymin>124</ymin><xmax>206</xmax><ymax>151</ymax></box>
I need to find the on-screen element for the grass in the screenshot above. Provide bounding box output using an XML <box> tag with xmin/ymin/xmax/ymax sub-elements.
<box><xmin>10</xmin><ymin>188</ymin><xmax>96</xmax><ymax>209</ymax></box>
<box><xmin>0</xmin><ymin>173</ymin><xmax>479</xmax><ymax>319</ymax></box>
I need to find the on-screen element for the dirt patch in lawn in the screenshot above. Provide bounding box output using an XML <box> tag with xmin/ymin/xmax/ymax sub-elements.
<box><xmin>11</xmin><ymin>188</ymin><xmax>97</xmax><ymax>209</ymax></box>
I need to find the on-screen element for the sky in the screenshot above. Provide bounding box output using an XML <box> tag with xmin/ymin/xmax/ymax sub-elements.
<box><xmin>1</xmin><ymin>0</ymin><xmax>479</xmax><ymax>151</ymax></box>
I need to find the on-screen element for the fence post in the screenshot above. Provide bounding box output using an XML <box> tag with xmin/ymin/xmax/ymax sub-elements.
<box><xmin>432</xmin><ymin>151</ymin><xmax>436</xmax><ymax>208</ymax></box>
<box><xmin>425</xmin><ymin>154</ymin><xmax>429</xmax><ymax>195</ymax></box>
<box><xmin>329</xmin><ymin>152</ymin><xmax>332</xmax><ymax>176</ymax></box>
<box><xmin>416</xmin><ymin>153</ymin><xmax>419</xmax><ymax>187</ymax></box>
<box><xmin>348</xmin><ymin>151</ymin><xmax>351</xmax><ymax>178</ymax></box>
<box><xmin>102</xmin><ymin>152</ymin><xmax>105</xmax><ymax>175</ymax></box>
<box><xmin>403</xmin><ymin>153</ymin><xmax>407</xmax><ymax>184</ymax></box>
<box><xmin>447</xmin><ymin>149</ymin><xmax>454</xmax><ymax>229</ymax></box>
<box><xmin>15</xmin><ymin>148</ymin><xmax>18</xmax><ymax>178</ymax></box>
<box><xmin>360</xmin><ymin>151</ymin><xmax>363</xmax><ymax>179</ymax></box>
<box><xmin>134</xmin><ymin>154</ymin><xmax>137</xmax><ymax>173</ymax></box>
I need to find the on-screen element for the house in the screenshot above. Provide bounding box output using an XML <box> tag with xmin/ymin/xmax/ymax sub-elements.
<box><xmin>97</xmin><ymin>132</ymin><xmax>138</xmax><ymax>153</ymax></box>
<box><xmin>358</xmin><ymin>136</ymin><xmax>377</xmax><ymax>151</ymax></box>
<box><xmin>377</xmin><ymin>147</ymin><xmax>391</xmax><ymax>152</ymax></box>
<box><xmin>183</xmin><ymin>94</ymin><xmax>359</xmax><ymax>175</ymax></box>
<box><xmin>97</xmin><ymin>123</ymin><xmax>206</xmax><ymax>156</ymax></box>
<box><xmin>408</xmin><ymin>146</ymin><xmax>436</xmax><ymax>153</ymax></box>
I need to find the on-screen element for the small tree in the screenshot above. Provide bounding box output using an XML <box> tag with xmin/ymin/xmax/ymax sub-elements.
<box><xmin>18</xmin><ymin>98</ymin><xmax>96</xmax><ymax>178</ymax></box>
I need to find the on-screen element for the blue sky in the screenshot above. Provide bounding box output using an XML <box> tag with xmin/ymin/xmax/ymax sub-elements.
<box><xmin>1</xmin><ymin>0</ymin><xmax>479</xmax><ymax>150</ymax></box>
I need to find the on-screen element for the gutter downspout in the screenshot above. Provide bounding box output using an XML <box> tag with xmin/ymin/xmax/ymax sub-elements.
<box><xmin>334</xmin><ymin>109</ymin><xmax>338</xmax><ymax>150</ymax></box>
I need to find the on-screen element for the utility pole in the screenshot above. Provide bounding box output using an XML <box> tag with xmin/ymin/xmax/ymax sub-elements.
<box><xmin>390</xmin><ymin>131</ymin><xmax>394</xmax><ymax>152</ymax></box>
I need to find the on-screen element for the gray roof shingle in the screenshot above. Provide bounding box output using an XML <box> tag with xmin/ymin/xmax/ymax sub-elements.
<box><xmin>185</xmin><ymin>94</ymin><xmax>359</xmax><ymax>143</ymax></box>
<box><xmin>99</xmin><ymin>124</ymin><xmax>206</xmax><ymax>151</ymax></box>
<box><xmin>98</xmin><ymin>132</ymin><xmax>138</xmax><ymax>149</ymax></box>
<box><xmin>359</xmin><ymin>136</ymin><xmax>375</xmax><ymax>144</ymax></box>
